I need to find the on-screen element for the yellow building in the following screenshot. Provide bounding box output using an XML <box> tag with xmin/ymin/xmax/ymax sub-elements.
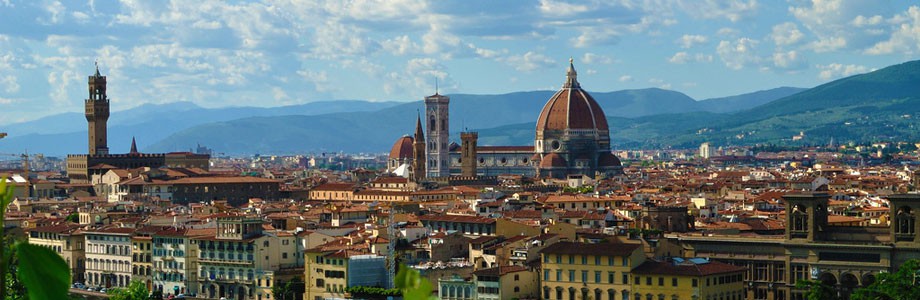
<box><xmin>27</xmin><ymin>224</ymin><xmax>85</xmax><ymax>283</ymax></box>
<box><xmin>630</xmin><ymin>258</ymin><xmax>746</xmax><ymax>300</ymax></box>
<box><xmin>539</xmin><ymin>241</ymin><xmax>644</xmax><ymax>300</ymax></box>
<box><xmin>304</xmin><ymin>249</ymin><xmax>388</xmax><ymax>300</ymax></box>
<box><xmin>473</xmin><ymin>265</ymin><xmax>539</xmax><ymax>300</ymax></box>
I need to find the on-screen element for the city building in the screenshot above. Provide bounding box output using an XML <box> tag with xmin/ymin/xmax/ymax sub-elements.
<box><xmin>539</xmin><ymin>242</ymin><xmax>645</xmax><ymax>300</ymax></box>
<box><xmin>193</xmin><ymin>216</ymin><xmax>300</xmax><ymax>300</ymax></box>
<box><xmin>66</xmin><ymin>66</ymin><xmax>209</xmax><ymax>183</ymax></box>
<box><xmin>84</xmin><ymin>227</ymin><xmax>135</xmax><ymax>288</ymax></box>
<box><xmin>630</xmin><ymin>258</ymin><xmax>746</xmax><ymax>300</ymax></box>
<box><xmin>27</xmin><ymin>224</ymin><xmax>85</xmax><ymax>283</ymax></box>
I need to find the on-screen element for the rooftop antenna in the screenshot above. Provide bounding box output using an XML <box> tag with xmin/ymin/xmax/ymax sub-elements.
<box><xmin>435</xmin><ymin>77</ymin><xmax>439</xmax><ymax>95</ymax></box>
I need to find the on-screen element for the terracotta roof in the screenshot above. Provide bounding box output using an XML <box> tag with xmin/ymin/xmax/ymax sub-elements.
<box><xmin>540</xmin><ymin>153</ymin><xmax>567</xmax><ymax>168</ymax></box>
<box><xmin>419</xmin><ymin>214</ymin><xmax>496</xmax><ymax>224</ymax></box>
<box><xmin>631</xmin><ymin>259</ymin><xmax>746</xmax><ymax>276</ymax></box>
<box><xmin>473</xmin><ymin>265</ymin><xmax>529</xmax><ymax>277</ymax></box>
<box><xmin>539</xmin><ymin>241</ymin><xmax>640</xmax><ymax>256</ymax></box>
<box><xmin>389</xmin><ymin>136</ymin><xmax>414</xmax><ymax>159</ymax></box>
<box><xmin>535</xmin><ymin>63</ymin><xmax>608</xmax><ymax>132</ymax></box>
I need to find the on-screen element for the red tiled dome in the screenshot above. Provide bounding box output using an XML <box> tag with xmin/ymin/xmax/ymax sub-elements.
<box><xmin>598</xmin><ymin>152</ymin><xmax>622</xmax><ymax>167</ymax></box>
<box><xmin>536</xmin><ymin>61</ymin><xmax>609</xmax><ymax>133</ymax></box>
<box><xmin>389</xmin><ymin>136</ymin><xmax>414</xmax><ymax>159</ymax></box>
<box><xmin>539</xmin><ymin>153</ymin><xmax>567</xmax><ymax>168</ymax></box>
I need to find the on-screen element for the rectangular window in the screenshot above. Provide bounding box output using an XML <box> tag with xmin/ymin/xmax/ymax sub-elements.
<box><xmin>608</xmin><ymin>272</ymin><xmax>615</xmax><ymax>284</ymax></box>
<box><xmin>569</xmin><ymin>270</ymin><xmax>575</xmax><ymax>282</ymax></box>
<box><xmin>544</xmin><ymin>255</ymin><xmax>550</xmax><ymax>263</ymax></box>
<box><xmin>658</xmin><ymin>277</ymin><xmax>664</xmax><ymax>286</ymax></box>
<box><xmin>595</xmin><ymin>256</ymin><xmax>601</xmax><ymax>265</ymax></box>
<box><xmin>646</xmin><ymin>277</ymin><xmax>652</xmax><ymax>286</ymax></box>
<box><xmin>634</xmin><ymin>276</ymin><xmax>639</xmax><ymax>285</ymax></box>
<box><xmin>544</xmin><ymin>270</ymin><xmax>550</xmax><ymax>281</ymax></box>
<box><xmin>556</xmin><ymin>255</ymin><xmax>561</xmax><ymax>264</ymax></box>
<box><xmin>569</xmin><ymin>256</ymin><xmax>575</xmax><ymax>264</ymax></box>
<box><xmin>595</xmin><ymin>271</ymin><xmax>601</xmax><ymax>283</ymax></box>
<box><xmin>608</xmin><ymin>257</ymin><xmax>614</xmax><ymax>266</ymax></box>
<box><xmin>557</xmin><ymin>270</ymin><xmax>563</xmax><ymax>281</ymax></box>
<box><xmin>582</xmin><ymin>256</ymin><xmax>588</xmax><ymax>265</ymax></box>
<box><xmin>622</xmin><ymin>256</ymin><xmax>628</xmax><ymax>266</ymax></box>
<box><xmin>623</xmin><ymin>274</ymin><xmax>628</xmax><ymax>284</ymax></box>
<box><xmin>672</xmin><ymin>278</ymin><xmax>678</xmax><ymax>287</ymax></box>
<box><xmin>582</xmin><ymin>271</ymin><xmax>588</xmax><ymax>283</ymax></box>
<box><xmin>692</xmin><ymin>279</ymin><xmax>698</xmax><ymax>287</ymax></box>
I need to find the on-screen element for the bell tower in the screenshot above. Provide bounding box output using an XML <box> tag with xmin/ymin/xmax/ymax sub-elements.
<box><xmin>783</xmin><ymin>192</ymin><xmax>829</xmax><ymax>242</ymax></box>
<box><xmin>460</xmin><ymin>131</ymin><xmax>478</xmax><ymax>177</ymax></box>
<box><xmin>85</xmin><ymin>62</ymin><xmax>109</xmax><ymax>155</ymax></box>
<box><xmin>425</xmin><ymin>93</ymin><xmax>450</xmax><ymax>178</ymax></box>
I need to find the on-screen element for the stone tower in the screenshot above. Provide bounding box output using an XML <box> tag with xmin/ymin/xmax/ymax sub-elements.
<box><xmin>460</xmin><ymin>132</ymin><xmax>478</xmax><ymax>177</ymax></box>
<box><xmin>783</xmin><ymin>192</ymin><xmax>829</xmax><ymax>242</ymax></box>
<box><xmin>85</xmin><ymin>63</ymin><xmax>109</xmax><ymax>155</ymax></box>
<box><xmin>412</xmin><ymin>113</ymin><xmax>426</xmax><ymax>182</ymax></box>
<box><xmin>425</xmin><ymin>93</ymin><xmax>450</xmax><ymax>178</ymax></box>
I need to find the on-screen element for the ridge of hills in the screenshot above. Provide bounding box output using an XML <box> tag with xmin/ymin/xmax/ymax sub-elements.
<box><xmin>0</xmin><ymin>86</ymin><xmax>804</xmax><ymax>155</ymax></box>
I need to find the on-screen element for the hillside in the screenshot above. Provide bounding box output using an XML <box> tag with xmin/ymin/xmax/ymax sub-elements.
<box><xmin>1</xmin><ymin>85</ymin><xmax>803</xmax><ymax>155</ymax></box>
<box><xmin>146</xmin><ymin>87</ymin><xmax>798</xmax><ymax>154</ymax></box>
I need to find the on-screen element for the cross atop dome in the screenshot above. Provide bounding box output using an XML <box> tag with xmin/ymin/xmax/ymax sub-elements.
<box><xmin>564</xmin><ymin>57</ymin><xmax>579</xmax><ymax>88</ymax></box>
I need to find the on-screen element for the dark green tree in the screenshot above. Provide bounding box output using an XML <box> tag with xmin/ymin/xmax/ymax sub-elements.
<box><xmin>852</xmin><ymin>259</ymin><xmax>920</xmax><ymax>300</ymax></box>
<box><xmin>107</xmin><ymin>280</ymin><xmax>149</xmax><ymax>300</ymax></box>
<box><xmin>795</xmin><ymin>279</ymin><xmax>838</xmax><ymax>300</ymax></box>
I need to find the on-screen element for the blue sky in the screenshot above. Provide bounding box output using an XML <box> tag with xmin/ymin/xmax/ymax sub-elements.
<box><xmin>1</xmin><ymin>0</ymin><xmax>919</xmax><ymax>123</ymax></box>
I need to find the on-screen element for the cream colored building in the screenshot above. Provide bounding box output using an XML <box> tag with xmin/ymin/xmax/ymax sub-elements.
<box><xmin>28</xmin><ymin>224</ymin><xmax>85</xmax><ymax>283</ymax></box>
<box><xmin>84</xmin><ymin>227</ymin><xmax>135</xmax><ymax>288</ymax></box>
<box><xmin>193</xmin><ymin>216</ymin><xmax>300</xmax><ymax>300</ymax></box>
<box><xmin>540</xmin><ymin>242</ymin><xmax>645</xmax><ymax>300</ymax></box>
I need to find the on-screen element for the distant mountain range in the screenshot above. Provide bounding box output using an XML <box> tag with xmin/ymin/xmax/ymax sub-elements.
<box><xmin>481</xmin><ymin>60</ymin><xmax>920</xmax><ymax>149</ymax></box>
<box><xmin>12</xmin><ymin>58</ymin><xmax>920</xmax><ymax>156</ymax></box>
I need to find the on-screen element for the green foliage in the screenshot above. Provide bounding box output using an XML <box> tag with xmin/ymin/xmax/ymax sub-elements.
<box><xmin>271</xmin><ymin>278</ymin><xmax>304</xmax><ymax>300</ymax></box>
<box><xmin>107</xmin><ymin>280</ymin><xmax>149</xmax><ymax>300</ymax></box>
<box><xmin>345</xmin><ymin>286</ymin><xmax>401</xmax><ymax>299</ymax></box>
<box><xmin>852</xmin><ymin>259</ymin><xmax>920</xmax><ymax>300</ymax></box>
<box><xmin>795</xmin><ymin>280</ymin><xmax>838</xmax><ymax>300</ymax></box>
<box><xmin>15</xmin><ymin>243</ymin><xmax>71</xmax><ymax>299</ymax></box>
<box><xmin>1</xmin><ymin>178</ymin><xmax>73</xmax><ymax>300</ymax></box>
<box><xmin>395</xmin><ymin>264</ymin><xmax>433</xmax><ymax>300</ymax></box>
<box><xmin>64</xmin><ymin>213</ymin><xmax>79</xmax><ymax>223</ymax></box>
<box><xmin>562</xmin><ymin>186</ymin><xmax>594</xmax><ymax>194</ymax></box>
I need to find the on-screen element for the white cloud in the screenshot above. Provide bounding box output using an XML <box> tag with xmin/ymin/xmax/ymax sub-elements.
<box><xmin>648</xmin><ymin>78</ymin><xmax>671</xmax><ymax>89</ymax></box>
<box><xmin>866</xmin><ymin>6</ymin><xmax>920</xmax><ymax>55</ymax></box>
<box><xmin>810</xmin><ymin>37</ymin><xmax>847</xmax><ymax>53</ymax></box>
<box><xmin>817</xmin><ymin>63</ymin><xmax>870</xmax><ymax>80</ymax></box>
<box><xmin>297</xmin><ymin>70</ymin><xmax>335</xmax><ymax>93</ymax></box>
<box><xmin>717</xmin><ymin>27</ymin><xmax>740</xmax><ymax>37</ymax></box>
<box><xmin>0</xmin><ymin>74</ymin><xmax>18</xmax><ymax>93</ymax></box>
<box><xmin>619</xmin><ymin>75</ymin><xmax>634</xmax><ymax>82</ymax></box>
<box><xmin>538</xmin><ymin>0</ymin><xmax>589</xmax><ymax>18</ymax></box>
<box><xmin>789</xmin><ymin>0</ymin><xmax>893</xmax><ymax>52</ymax></box>
<box><xmin>384</xmin><ymin>58</ymin><xmax>455</xmax><ymax>95</ymax></box>
<box><xmin>770</xmin><ymin>22</ymin><xmax>805</xmax><ymax>46</ymax></box>
<box><xmin>581</xmin><ymin>53</ymin><xmax>612</xmax><ymax>64</ymax></box>
<box><xmin>716</xmin><ymin>38</ymin><xmax>760</xmax><ymax>70</ymax></box>
<box><xmin>677</xmin><ymin>34</ymin><xmax>708</xmax><ymax>48</ymax></box>
<box><xmin>678</xmin><ymin>0</ymin><xmax>759</xmax><ymax>22</ymax></box>
<box><xmin>669</xmin><ymin>52</ymin><xmax>690</xmax><ymax>64</ymax></box>
<box><xmin>772</xmin><ymin>50</ymin><xmax>807</xmax><ymax>70</ymax></box>
<box><xmin>498</xmin><ymin>51</ymin><xmax>556</xmax><ymax>72</ymax></box>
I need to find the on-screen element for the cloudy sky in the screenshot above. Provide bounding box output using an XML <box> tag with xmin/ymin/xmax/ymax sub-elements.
<box><xmin>1</xmin><ymin>0</ymin><xmax>919</xmax><ymax>123</ymax></box>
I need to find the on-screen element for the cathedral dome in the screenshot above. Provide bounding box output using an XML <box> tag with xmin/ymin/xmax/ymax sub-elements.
<box><xmin>539</xmin><ymin>153</ymin><xmax>567</xmax><ymax>168</ymax></box>
<box><xmin>389</xmin><ymin>135</ymin><xmax>414</xmax><ymax>159</ymax></box>
<box><xmin>598</xmin><ymin>152</ymin><xmax>622</xmax><ymax>167</ymax></box>
<box><xmin>536</xmin><ymin>59</ymin><xmax>609</xmax><ymax>133</ymax></box>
